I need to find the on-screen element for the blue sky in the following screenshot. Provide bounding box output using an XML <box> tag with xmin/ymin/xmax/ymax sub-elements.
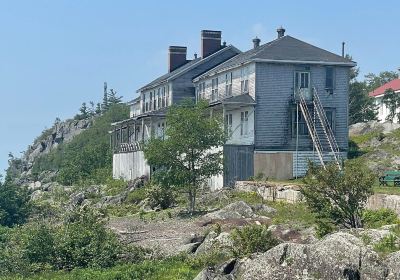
<box><xmin>0</xmin><ymin>0</ymin><xmax>399</xmax><ymax>178</ymax></box>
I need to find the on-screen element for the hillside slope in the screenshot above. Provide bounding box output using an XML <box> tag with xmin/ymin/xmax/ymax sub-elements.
<box><xmin>7</xmin><ymin>104</ymin><xmax>129</xmax><ymax>187</ymax></box>
<box><xmin>349</xmin><ymin>121</ymin><xmax>400</xmax><ymax>173</ymax></box>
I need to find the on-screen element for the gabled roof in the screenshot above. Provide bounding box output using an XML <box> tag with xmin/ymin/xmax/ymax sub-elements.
<box><xmin>138</xmin><ymin>45</ymin><xmax>241</xmax><ymax>92</ymax></box>
<box><xmin>369</xmin><ymin>79</ymin><xmax>400</xmax><ymax>97</ymax></box>
<box><xmin>194</xmin><ymin>35</ymin><xmax>356</xmax><ymax>81</ymax></box>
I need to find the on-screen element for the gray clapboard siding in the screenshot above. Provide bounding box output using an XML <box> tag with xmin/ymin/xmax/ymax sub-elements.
<box><xmin>254</xmin><ymin>63</ymin><xmax>349</xmax><ymax>152</ymax></box>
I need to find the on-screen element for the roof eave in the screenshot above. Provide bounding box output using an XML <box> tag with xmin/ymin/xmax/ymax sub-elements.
<box><xmin>193</xmin><ymin>60</ymin><xmax>253</xmax><ymax>83</ymax></box>
<box><xmin>252</xmin><ymin>58</ymin><xmax>357</xmax><ymax>67</ymax></box>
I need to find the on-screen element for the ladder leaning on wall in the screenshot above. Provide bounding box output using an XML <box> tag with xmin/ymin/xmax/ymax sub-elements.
<box><xmin>297</xmin><ymin>87</ymin><xmax>342</xmax><ymax>170</ymax></box>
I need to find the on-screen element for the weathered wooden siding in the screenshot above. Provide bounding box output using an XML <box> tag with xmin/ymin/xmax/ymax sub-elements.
<box><xmin>223</xmin><ymin>145</ymin><xmax>254</xmax><ymax>186</ymax></box>
<box><xmin>254</xmin><ymin>63</ymin><xmax>350</xmax><ymax>151</ymax></box>
<box><xmin>172</xmin><ymin>47</ymin><xmax>239</xmax><ymax>104</ymax></box>
<box><xmin>113</xmin><ymin>151</ymin><xmax>150</xmax><ymax>180</ymax></box>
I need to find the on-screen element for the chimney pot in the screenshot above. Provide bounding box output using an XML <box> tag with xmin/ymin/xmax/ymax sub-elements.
<box><xmin>194</xmin><ymin>53</ymin><xmax>198</xmax><ymax>59</ymax></box>
<box><xmin>201</xmin><ymin>30</ymin><xmax>222</xmax><ymax>58</ymax></box>
<box><xmin>168</xmin><ymin>46</ymin><xmax>187</xmax><ymax>72</ymax></box>
<box><xmin>253</xmin><ymin>37</ymin><xmax>261</xmax><ymax>49</ymax></box>
<box><xmin>277</xmin><ymin>26</ymin><xmax>286</xmax><ymax>38</ymax></box>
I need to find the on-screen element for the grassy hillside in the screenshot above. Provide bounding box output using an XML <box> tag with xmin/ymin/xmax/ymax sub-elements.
<box><xmin>31</xmin><ymin>104</ymin><xmax>129</xmax><ymax>185</ymax></box>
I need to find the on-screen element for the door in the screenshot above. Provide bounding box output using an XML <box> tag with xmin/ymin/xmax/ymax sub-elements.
<box><xmin>295</xmin><ymin>71</ymin><xmax>312</xmax><ymax>100</ymax></box>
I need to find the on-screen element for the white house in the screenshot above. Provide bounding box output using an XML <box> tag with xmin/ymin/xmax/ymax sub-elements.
<box><xmin>369</xmin><ymin>79</ymin><xmax>400</xmax><ymax>123</ymax></box>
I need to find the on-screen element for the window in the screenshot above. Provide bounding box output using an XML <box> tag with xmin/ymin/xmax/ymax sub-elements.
<box><xmin>211</xmin><ymin>78</ymin><xmax>218</xmax><ymax>101</ymax></box>
<box><xmin>166</xmin><ymin>85</ymin><xmax>170</xmax><ymax>106</ymax></box>
<box><xmin>153</xmin><ymin>91</ymin><xmax>156</xmax><ymax>110</ymax></box>
<box><xmin>295</xmin><ymin>72</ymin><xmax>310</xmax><ymax>90</ymax></box>
<box><xmin>197</xmin><ymin>83</ymin><xmax>205</xmax><ymax>101</ymax></box>
<box><xmin>325</xmin><ymin>110</ymin><xmax>335</xmax><ymax>132</ymax></box>
<box><xmin>149</xmin><ymin>92</ymin><xmax>153</xmax><ymax>111</ymax></box>
<box><xmin>224</xmin><ymin>113</ymin><xmax>233</xmax><ymax>135</ymax></box>
<box><xmin>241</xmin><ymin>67</ymin><xmax>249</xmax><ymax>94</ymax></box>
<box><xmin>225</xmin><ymin>72</ymin><xmax>232</xmax><ymax>96</ymax></box>
<box><xmin>325</xmin><ymin>67</ymin><xmax>335</xmax><ymax>93</ymax></box>
<box><xmin>157</xmin><ymin>88</ymin><xmax>161</xmax><ymax>109</ymax></box>
<box><xmin>240</xmin><ymin>111</ymin><xmax>249</xmax><ymax>136</ymax></box>
<box><xmin>292</xmin><ymin>109</ymin><xmax>308</xmax><ymax>136</ymax></box>
<box><xmin>162</xmin><ymin>87</ymin><xmax>166</xmax><ymax>107</ymax></box>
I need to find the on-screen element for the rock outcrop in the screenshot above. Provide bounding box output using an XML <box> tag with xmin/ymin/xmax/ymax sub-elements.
<box><xmin>9</xmin><ymin>118</ymin><xmax>92</xmax><ymax>185</ymax></box>
<box><xmin>196</xmin><ymin>232</ymin><xmax>396</xmax><ymax>280</ymax></box>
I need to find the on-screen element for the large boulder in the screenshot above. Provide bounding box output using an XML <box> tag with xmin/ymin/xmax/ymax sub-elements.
<box><xmin>386</xmin><ymin>251</ymin><xmax>400</xmax><ymax>279</ymax></box>
<box><xmin>204</xmin><ymin>201</ymin><xmax>255</xmax><ymax>220</ymax></box>
<box><xmin>195</xmin><ymin>231</ymin><xmax>233</xmax><ymax>255</ymax></box>
<box><xmin>200</xmin><ymin>232</ymin><xmax>389</xmax><ymax>280</ymax></box>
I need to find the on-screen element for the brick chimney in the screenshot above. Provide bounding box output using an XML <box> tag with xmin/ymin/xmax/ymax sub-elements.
<box><xmin>168</xmin><ymin>46</ymin><xmax>187</xmax><ymax>72</ymax></box>
<box><xmin>201</xmin><ymin>30</ymin><xmax>222</xmax><ymax>58</ymax></box>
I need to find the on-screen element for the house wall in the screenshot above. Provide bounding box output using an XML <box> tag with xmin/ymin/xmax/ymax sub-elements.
<box><xmin>225</xmin><ymin>105</ymin><xmax>254</xmax><ymax>145</ymax></box>
<box><xmin>223</xmin><ymin>145</ymin><xmax>254</xmax><ymax>186</ymax></box>
<box><xmin>113</xmin><ymin>151</ymin><xmax>150</xmax><ymax>180</ymax></box>
<box><xmin>195</xmin><ymin>63</ymin><xmax>256</xmax><ymax>101</ymax></box>
<box><xmin>374</xmin><ymin>95</ymin><xmax>400</xmax><ymax>123</ymax></box>
<box><xmin>172</xmin><ymin>47</ymin><xmax>240</xmax><ymax>105</ymax></box>
<box><xmin>254</xmin><ymin>63</ymin><xmax>350</xmax><ymax>152</ymax></box>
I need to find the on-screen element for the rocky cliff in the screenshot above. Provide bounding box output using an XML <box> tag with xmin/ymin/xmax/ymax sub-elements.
<box><xmin>7</xmin><ymin>118</ymin><xmax>92</xmax><ymax>186</ymax></box>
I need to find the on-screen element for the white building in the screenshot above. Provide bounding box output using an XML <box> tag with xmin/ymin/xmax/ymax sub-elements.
<box><xmin>369</xmin><ymin>79</ymin><xmax>400</xmax><ymax>123</ymax></box>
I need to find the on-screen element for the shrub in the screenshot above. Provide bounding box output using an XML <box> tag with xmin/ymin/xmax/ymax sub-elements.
<box><xmin>230</xmin><ymin>225</ymin><xmax>280</xmax><ymax>257</ymax></box>
<box><xmin>147</xmin><ymin>185</ymin><xmax>175</xmax><ymax>210</ymax></box>
<box><xmin>374</xmin><ymin>234</ymin><xmax>399</xmax><ymax>254</ymax></box>
<box><xmin>55</xmin><ymin>208</ymin><xmax>121</xmax><ymax>270</ymax></box>
<box><xmin>362</xmin><ymin>209</ymin><xmax>399</xmax><ymax>229</ymax></box>
<box><xmin>126</xmin><ymin>188</ymin><xmax>148</xmax><ymax>204</ymax></box>
<box><xmin>302</xmin><ymin>161</ymin><xmax>374</xmax><ymax>234</ymax></box>
<box><xmin>0</xmin><ymin>181</ymin><xmax>32</xmax><ymax>227</ymax></box>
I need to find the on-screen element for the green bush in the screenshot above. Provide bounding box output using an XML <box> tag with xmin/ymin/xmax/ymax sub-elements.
<box><xmin>146</xmin><ymin>185</ymin><xmax>175</xmax><ymax>210</ymax></box>
<box><xmin>126</xmin><ymin>188</ymin><xmax>148</xmax><ymax>204</ymax></box>
<box><xmin>230</xmin><ymin>224</ymin><xmax>280</xmax><ymax>257</ymax></box>
<box><xmin>362</xmin><ymin>209</ymin><xmax>399</xmax><ymax>229</ymax></box>
<box><xmin>374</xmin><ymin>234</ymin><xmax>398</xmax><ymax>255</ymax></box>
<box><xmin>0</xmin><ymin>181</ymin><xmax>32</xmax><ymax>227</ymax></box>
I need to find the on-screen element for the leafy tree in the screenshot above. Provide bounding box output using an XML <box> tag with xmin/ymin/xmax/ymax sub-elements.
<box><xmin>108</xmin><ymin>89</ymin><xmax>122</xmax><ymax>106</ymax></box>
<box><xmin>144</xmin><ymin>100</ymin><xmax>225</xmax><ymax>214</ymax></box>
<box><xmin>301</xmin><ymin>161</ymin><xmax>374</xmax><ymax>236</ymax></box>
<box><xmin>349</xmin><ymin>81</ymin><xmax>377</xmax><ymax>124</ymax></box>
<box><xmin>382</xmin><ymin>89</ymin><xmax>400</xmax><ymax>123</ymax></box>
<box><xmin>346</xmin><ymin>54</ymin><xmax>378</xmax><ymax>124</ymax></box>
<box><xmin>0</xmin><ymin>180</ymin><xmax>31</xmax><ymax>227</ymax></box>
<box><xmin>365</xmin><ymin>71</ymin><xmax>399</xmax><ymax>92</ymax></box>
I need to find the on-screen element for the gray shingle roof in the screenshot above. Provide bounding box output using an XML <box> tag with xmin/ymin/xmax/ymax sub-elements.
<box><xmin>138</xmin><ymin>58</ymin><xmax>201</xmax><ymax>92</ymax></box>
<box><xmin>137</xmin><ymin>45</ymin><xmax>241</xmax><ymax>92</ymax></box>
<box><xmin>195</xmin><ymin>35</ymin><xmax>355</xmax><ymax>80</ymax></box>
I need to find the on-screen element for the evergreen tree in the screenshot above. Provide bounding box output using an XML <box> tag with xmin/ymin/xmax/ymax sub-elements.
<box><xmin>95</xmin><ymin>103</ymin><xmax>102</xmax><ymax>115</ymax></box>
<box><xmin>78</xmin><ymin>102</ymin><xmax>89</xmax><ymax>120</ymax></box>
<box><xmin>108</xmin><ymin>89</ymin><xmax>122</xmax><ymax>106</ymax></box>
<box><xmin>89</xmin><ymin>101</ymin><xmax>95</xmax><ymax>117</ymax></box>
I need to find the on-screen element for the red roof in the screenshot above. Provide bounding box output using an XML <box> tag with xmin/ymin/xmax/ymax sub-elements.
<box><xmin>369</xmin><ymin>79</ymin><xmax>400</xmax><ymax>97</ymax></box>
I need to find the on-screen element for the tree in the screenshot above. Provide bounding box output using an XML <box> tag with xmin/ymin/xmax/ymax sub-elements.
<box><xmin>76</xmin><ymin>102</ymin><xmax>89</xmax><ymax>120</ymax></box>
<box><xmin>382</xmin><ymin>89</ymin><xmax>400</xmax><ymax>123</ymax></box>
<box><xmin>349</xmin><ymin>81</ymin><xmax>377</xmax><ymax>124</ymax></box>
<box><xmin>95</xmin><ymin>103</ymin><xmax>102</xmax><ymax>115</ymax></box>
<box><xmin>102</xmin><ymin>82</ymin><xmax>109</xmax><ymax>112</ymax></box>
<box><xmin>346</xmin><ymin>54</ymin><xmax>377</xmax><ymax>124</ymax></box>
<box><xmin>0</xmin><ymin>179</ymin><xmax>31</xmax><ymax>227</ymax></box>
<box><xmin>143</xmin><ymin>100</ymin><xmax>226</xmax><ymax>213</ymax></box>
<box><xmin>365</xmin><ymin>71</ymin><xmax>399</xmax><ymax>92</ymax></box>
<box><xmin>301</xmin><ymin>161</ymin><xmax>374</xmax><ymax>236</ymax></box>
<box><xmin>107</xmin><ymin>89</ymin><xmax>122</xmax><ymax>106</ymax></box>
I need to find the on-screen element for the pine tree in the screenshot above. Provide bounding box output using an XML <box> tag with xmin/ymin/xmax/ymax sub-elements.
<box><xmin>95</xmin><ymin>103</ymin><xmax>102</xmax><ymax>115</ymax></box>
<box><xmin>89</xmin><ymin>101</ymin><xmax>95</xmax><ymax>117</ymax></box>
<box><xmin>102</xmin><ymin>82</ymin><xmax>109</xmax><ymax>112</ymax></box>
<box><xmin>108</xmin><ymin>89</ymin><xmax>122</xmax><ymax>106</ymax></box>
<box><xmin>79</xmin><ymin>102</ymin><xmax>89</xmax><ymax>119</ymax></box>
